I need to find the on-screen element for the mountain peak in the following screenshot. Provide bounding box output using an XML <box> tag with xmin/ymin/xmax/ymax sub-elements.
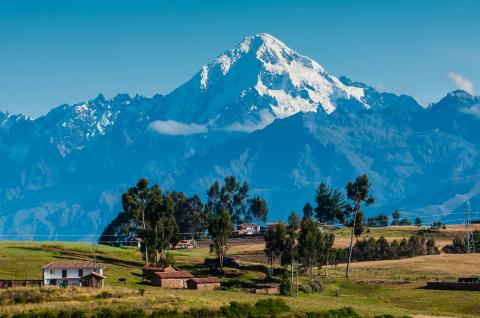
<box><xmin>164</xmin><ymin>33</ymin><xmax>370</xmax><ymax>128</ymax></box>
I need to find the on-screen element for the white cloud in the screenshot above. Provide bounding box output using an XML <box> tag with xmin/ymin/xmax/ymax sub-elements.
<box><xmin>460</xmin><ymin>104</ymin><xmax>480</xmax><ymax>119</ymax></box>
<box><xmin>148</xmin><ymin>120</ymin><xmax>208</xmax><ymax>136</ymax></box>
<box><xmin>447</xmin><ymin>71</ymin><xmax>476</xmax><ymax>95</ymax></box>
<box><xmin>224</xmin><ymin>110</ymin><xmax>275</xmax><ymax>133</ymax></box>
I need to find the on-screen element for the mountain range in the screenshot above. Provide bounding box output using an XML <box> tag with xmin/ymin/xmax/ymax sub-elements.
<box><xmin>1</xmin><ymin>33</ymin><xmax>479</xmax><ymax>239</ymax></box>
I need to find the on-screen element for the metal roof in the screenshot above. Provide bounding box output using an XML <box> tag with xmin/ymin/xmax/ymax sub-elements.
<box><xmin>42</xmin><ymin>261</ymin><xmax>105</xmax><ymax>269</ymax></box>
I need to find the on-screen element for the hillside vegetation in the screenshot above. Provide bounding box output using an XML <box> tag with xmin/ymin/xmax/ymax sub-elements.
<box><xmin>0</xmin><ymin>232</ymin><xmax>479</xmax><ymax>317</ymax></box>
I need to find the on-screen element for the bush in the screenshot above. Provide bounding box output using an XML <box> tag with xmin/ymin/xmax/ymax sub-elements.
<box><xmin>0</xmin><ymin>289</ymin><xmax>50</xmax><ymax>304</ymax></box>
<box><xmin>309</xmin><ymin>280</ymin><xmax>324</xmax><ymax>293</ymax></box>
<box><xmin>279</xmin><ymin>277</ymin><xmax>292</xmax><ymax>296</ymax></box>
<box><xmin>255</xmin><ymin>298</ymin><xmax>290</xmax><ymax>315</ymax></box>
<box><xmin>305</xmin><ymin>307</ymin><xmax>362</xmax><ymax>318</ymax></box>
<box><xmin>220</xmin><ymin>299</ymin><xmax>290</xmax><ymax>318</ymax></box>
<box><xmin>299</xmin><ymin>284</ymin><xmax>313</xmax><ymax>293</ymax></box>
<box><xmin>96</xmin><ymin>291</ymin><xmax>122</xmax><ymax>299</ymax></box>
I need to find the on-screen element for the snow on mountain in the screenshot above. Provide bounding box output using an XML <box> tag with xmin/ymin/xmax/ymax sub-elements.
<box><xmin>163</xmin><ymin>33</ymin><xmax>369</xmax><ymax>132</ymax></box>
<box><xmin>35</xmin><ymin>94</ymin><xmax>132</xmax><ymax>156</ymax></box>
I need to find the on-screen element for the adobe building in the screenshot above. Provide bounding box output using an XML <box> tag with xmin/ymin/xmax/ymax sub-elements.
<box><xmin>186</xmin><ymin>277</ymin><xmax>220</xmax><ymax>290</ymax></box>
<box><xmin>142</xmin><ymin>264</ymin><xmax>178</xmax><ymax>280</ymax></box>
<box><xmin>151</xmin><ymin>271</ymin><xmax>193</xmax><ymax>288</ymax></box>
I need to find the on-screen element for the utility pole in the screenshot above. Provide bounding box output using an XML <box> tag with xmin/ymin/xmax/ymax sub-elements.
<box><xmin>464</xmin><ymin>201</ymin><xmax>476</xmax><ymax>254</ymax></box>
<box><xmin>293</xmin><ymin>261</ymin><xmax>301</xmax><ymax>298</ymax></box>
<box><xmin>93</xmin><ymin>239</ymin><xmax>97</xmax><ymax>263</ymax></box>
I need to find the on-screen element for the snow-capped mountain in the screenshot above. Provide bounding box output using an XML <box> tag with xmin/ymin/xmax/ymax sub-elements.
<box><xmin>163</xmin><ymin>33</ymin><xmax>369</xmax><ymax>132</ymax></box>
<box><xmin>0</xmin><ymin>33</ymin><xmax>479</xmax><ymax>239</ymax></box>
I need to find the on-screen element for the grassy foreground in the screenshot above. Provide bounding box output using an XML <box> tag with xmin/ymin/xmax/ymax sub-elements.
<box><xmin>0</xmin><ymin>240</ymin><xmax>478</xmax><ymax>317</ymax></box>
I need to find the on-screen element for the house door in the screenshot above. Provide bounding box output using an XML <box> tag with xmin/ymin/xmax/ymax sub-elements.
<box><xmin>50</xmin><ymin>279</ymin><xmax>57</xmax><ymax>286</ymax></box>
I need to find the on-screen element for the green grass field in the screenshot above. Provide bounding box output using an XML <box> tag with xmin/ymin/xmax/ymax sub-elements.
<box><xmin>0</xmin><ymin>233</ymin><xmax>478</xmax><ymax>317</ymax></box>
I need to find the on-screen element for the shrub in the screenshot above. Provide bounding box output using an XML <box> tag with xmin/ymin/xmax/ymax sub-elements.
<box><xmin>254</xmin><ymin>298</ymin><xmax>290</xmax><ymax>315</ymax></box>
<box><xmin>299</xmin><ymin>284</ymin><xmax>313</xmax><ymax>293</ymax></box>
<box><xmin>305</xmin><ymin>307</ymin><xmax>362</xmax><ymax>318</ymax></box>
<box><xmin>96</xmin><ymin>291</ymin><xmax>122</xmax><ymax>299</ymax></box>
<box><xmin>279</xmin><ymin>277</ymin><xmax>292</xmax><ymax>296</ymax></box>
<box><xmin>309</xmin><ymin>280</ymin><xmax>324</xmax><ymax>293</ymax></box>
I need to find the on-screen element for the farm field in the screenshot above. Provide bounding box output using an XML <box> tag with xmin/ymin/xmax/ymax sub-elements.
<box><xmin>0</xmin><ymin>226</ymin><xmax>478</xmax><ymax>318</ymax></box>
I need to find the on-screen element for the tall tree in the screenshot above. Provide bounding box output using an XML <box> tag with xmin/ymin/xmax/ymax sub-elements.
<box><xmin>344</xmin><ymin>174</ymin><xmax>374</xmax><ymax>279</ymax></box>
<box><xmin>414</xmin><ymin>216</ymin><xmax>422</xmax><ymax>227</ymax></box>
<box><xmin>121</xmin><ymin>177</ymin><xmax>162</xmax><ymax>264</ymax></box>
<box><xmin>264</xmin><ymin>223</ymin><xmax>287</xmax><ymax>275</ymax></box>
<box><xmin>99</xmin><ymin>211</ymin><xmax>136</xmax><ymax>246</ymax></box>
<box><xmin>206</xmin><ymin>176</ymin><xmax>268</xmax><ymax>271</ymax></box>
<box><xmin>298</xmin><ymin>217</ymin><xmax>320</xmax><ymax>282</ymax></box>
<box><xmin>283</xmin><ymin>212</ymin><xmax>301</xmax><ymax>283</ymax></box>
<box><xmin>205</xmin><ymin>176</ymin><xmax>267</xmax><ymax>223</ymax></box>
<box><xmin>208</xmin><ymin>211</ymin><xmax>234</xmax><ymax>273</ymax></box>
<box><xmin>172</xmin><ymin>192</ymin><xmax>207</xmax><ymax>241</ymax></box>
<box><xmin>302</xmin><ymin>203</ymin><xmax>313</xmax><ymax>220</ymax></box>
<box><xmin>391</xmin><ymin>211</ymin><xmax>401</xmax><ymax>226</ymax></box>
<box><xmin>314</xmin><ymin>183</ymin><xmax>345</xmax><ymax>224</ymax></box>
<box><xmin>150</xmin><ymin>193</ymin><xmax>179</xmax><ymax>263</ymax></box>
<box><xmin>317</xmin><ymin>232</ymin><xmax>335</xmax><ymax>277</ymax></box>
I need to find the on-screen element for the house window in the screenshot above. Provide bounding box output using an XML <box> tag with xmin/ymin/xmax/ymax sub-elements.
<box><xmin>78</xmin><ymin>269</ymin><xmax>83</xmax><ymax>277</ymax></box>
<box><xmin>50</xmin><ymin>269</ymin><xmax>55</xmax><ymax>275</ymax></box>
<box><xmin>62</xmin><ymin>269</ymin><xmax>67</xmax><ymax>278</ymax></box>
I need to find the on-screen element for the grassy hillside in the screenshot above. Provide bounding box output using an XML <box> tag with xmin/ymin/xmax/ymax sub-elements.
<box><xmin>0</xmin><ymin>228</ymin><xmax>478</xmax><ymax>317</ymax></box>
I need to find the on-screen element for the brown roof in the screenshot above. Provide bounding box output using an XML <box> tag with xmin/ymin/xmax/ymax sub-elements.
<box><xmin>238</xmin><ymin>223</ymin><xmax>259</xmax><ymax>227</ymax></box>
<box><xmin>82</xmin><ymin>272</ymin><xmax>106</xmax><ymax>279</ymax></box>
<box><xmin>143</xmin><ymin>264</ymin><xmax>178</xmax><ymax>271</ymax></box>
<box><xmin>153</xmin><ymin>271</ymin><xmax>193</xmax><ymax>279</ymax></box>
<box><xmin>42</xmin><ymin>261</ymin><xmax>104</xmax><ymax>270</ymax></box>
<box><xmin>187</xmin><ymin>277</ymin><xmax>220</xmax><ymax>284</ymax></box>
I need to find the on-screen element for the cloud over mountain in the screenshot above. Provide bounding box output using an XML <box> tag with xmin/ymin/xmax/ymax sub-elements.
<box><xmin>149</xmin><ymin>120</ymin><xmax>208</xmax><ymax>135</ymax></box>
<box><xmin>447</xmin><ymin>71</ymin><xmax>476</xmax><ymax>95</ymax></box>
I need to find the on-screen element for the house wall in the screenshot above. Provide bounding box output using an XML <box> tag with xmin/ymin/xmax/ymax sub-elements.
<box><xmin>151</xmin><ymin>276</ymin><xmax>187</xmax><ymax>288</ymax></box>
<box><xmin>188</xmin><ymin>282</ymin><xmax>220</xmax><ymax>290</ymax></box>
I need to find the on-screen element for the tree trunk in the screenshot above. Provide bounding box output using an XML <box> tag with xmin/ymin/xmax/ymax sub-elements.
<box><xmin>219</xmin><ymin>246</ymin><xmax>224</xmax><ymax>273</ymax></box>
<box><xmin>325</xmin><ymin>251</ymin><xmax>329</xmax><ymax>277</ymax></box>
<box><xmin>346</xmin><ymin>207</ymin><xmax>358</xmax><ymax>279</ymax></box>
<box><xmin>291</xmin><ymin>258</ymin><xmax>294</xmax><ymax>283</ymax></box>
<box><xmin>142</xmin><ymin>204</ymin><xmax>149</xmax><ymax>265</ymax></box>
<box><xmin>270</xmin><ymin>255</ymin><xmax>274</xmax><ymax>275</ymax></box>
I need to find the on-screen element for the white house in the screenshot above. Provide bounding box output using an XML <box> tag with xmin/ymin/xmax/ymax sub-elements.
<box><xmin>42</xmin><ymin>261</ymin><xmax>105</xmax><ymax>287</ymax></box>
<box><xmin>233</xmin><ymin>223</ymin><xmax>261</xmax><ymax>236</ymax></box>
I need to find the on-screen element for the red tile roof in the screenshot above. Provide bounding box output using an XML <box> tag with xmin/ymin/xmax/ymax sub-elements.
<box><xmin>143</xmin><ymin>264</ymin><xmax>178</xmax><ymax>271</ymax></box>
<box><xmin>42</xmin><ymin>261</ymin><xmax>104</xmax><ymax>269</ymax></box>
<box><xmin>153</xmin><ymin>271</ymin><xmax>193</xmax><ymax>279</ymax></box>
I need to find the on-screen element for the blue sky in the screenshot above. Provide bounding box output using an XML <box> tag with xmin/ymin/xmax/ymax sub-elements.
<box><xmin>1</xmin><ymin>0</ymin><xmax>479</xmax><ymax>116</ymax></box>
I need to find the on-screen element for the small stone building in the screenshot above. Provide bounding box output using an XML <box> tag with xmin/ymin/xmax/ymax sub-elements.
<box><xmin>80</xmin><ymin>272</ymin><xmax>106</xmax><ymax>288</ymax></box>
<box><xmin>174</xmin><ymin>240</ymin><xmax>194</xmax><ymax>249</ymax></box>
<box><xmin>142</xmin><ymin>264</ymin><xmax>178</xmax><ymax>280</ymax></box>
<box><xmin>186</xmin><ymin>277</ymin><xmax>220</xmax><ymax>290</ymax></box>
<box><xmin>252</xmin><ymin>286</ymin><xmax>279</xmax><ymax>294</ymax></box>
<box><xmin>151</xmin><ymin>271</ymin><xmax>193</xmax><ymax>288</ymax></box>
